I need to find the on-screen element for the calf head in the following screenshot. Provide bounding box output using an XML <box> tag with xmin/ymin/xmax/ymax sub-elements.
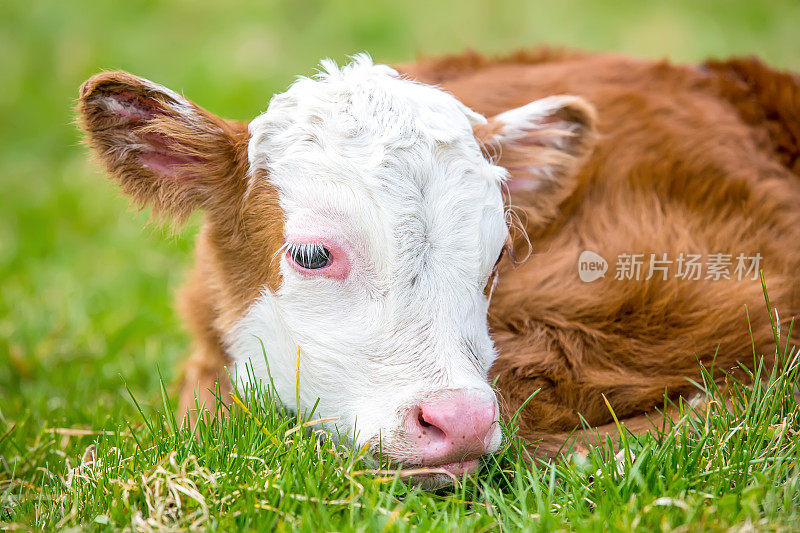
<box><xmin>78</xmin><ymin>55</ymin><xmax>595</xmax><ymax>487</ymax></box>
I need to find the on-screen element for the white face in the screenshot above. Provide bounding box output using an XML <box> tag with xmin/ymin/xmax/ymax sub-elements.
<box><xmin>226</xmin><ymin>55</ymin><xmax>508</xmax><ymax>470</ymax></box>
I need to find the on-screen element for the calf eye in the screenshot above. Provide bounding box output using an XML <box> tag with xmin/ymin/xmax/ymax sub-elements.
<box><xmin>288</xmin><ymin>243</ymin><xmax>332</xmax><ymax>270</ymax></box>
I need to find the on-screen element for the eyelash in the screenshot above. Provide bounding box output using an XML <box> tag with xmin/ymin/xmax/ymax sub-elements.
<box><xmin>287</xmin><ymin>243</ymin><xmax>332</xmax><ymax>270</ymax></box>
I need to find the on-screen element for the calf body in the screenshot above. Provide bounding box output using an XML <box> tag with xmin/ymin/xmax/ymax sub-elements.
<box><xmin>78</xmin><ymin>48</ymin><xmax>800</xmax><ymax>482</ymax></box>
<box><xmin>399</xmin><ymin>49</ymin><xmax>800</xmax><ymax>452</ymax></box>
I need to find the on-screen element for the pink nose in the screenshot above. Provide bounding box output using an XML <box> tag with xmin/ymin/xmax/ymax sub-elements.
<box><xmin>406</xmin><ymin>390</ymin><xmax>498</xmax><ymax>465</ymax></box>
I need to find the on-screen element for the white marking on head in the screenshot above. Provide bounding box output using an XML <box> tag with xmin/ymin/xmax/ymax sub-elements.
<box><xmin>228</xmin><ymin>54</ymin><xmax>507</xmax><ymax>463</ymax></box>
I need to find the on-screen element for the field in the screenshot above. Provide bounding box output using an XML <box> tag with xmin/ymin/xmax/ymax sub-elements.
<box><xmin>2</xmin><ymin>0</ymin><xmax>800</xmax><ymax>530</ymax></box>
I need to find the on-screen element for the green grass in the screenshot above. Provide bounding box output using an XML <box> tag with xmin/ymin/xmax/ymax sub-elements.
<box><xmin>3</xmin><ymin>312</ymin><xmax>800</xmax><ymax>531</ymax></box>
<box><xmin>2</xmin><ymin>0</ymin><xmax>800</xmax><ymax>530</ymax></box>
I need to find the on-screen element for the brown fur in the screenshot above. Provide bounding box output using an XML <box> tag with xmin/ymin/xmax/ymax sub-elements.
<box><xmin>78</xmin><ymin>48</ymin><xmax>800</xmax><ymax>455</ymax></box>
<box><xmin>399</xmin><ymin>49</ymin><xmax>800</xmax><ymax>454</ymax></box>
<box><xmin>78</xmin><ymin>73</ymin><xmax>285</xmax><ymax>419</ymax></box>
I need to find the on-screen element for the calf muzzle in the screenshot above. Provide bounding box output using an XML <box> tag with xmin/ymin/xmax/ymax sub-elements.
<box><xmin>405</xmin><ymin>389</ymin><xmax>498</xmax><ymax>466</ymax></box>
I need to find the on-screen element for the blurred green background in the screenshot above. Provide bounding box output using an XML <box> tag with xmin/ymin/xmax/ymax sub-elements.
<box><xmin>2</xmin><ymin>0</ymin><xmax>799</xmax><ymax>430</ymax></box>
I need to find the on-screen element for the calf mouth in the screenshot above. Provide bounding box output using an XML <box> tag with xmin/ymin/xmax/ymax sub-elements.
<box><xmin>368</xmin><ymin>453</ymin><xmax>487</xmax><ymax>489</ymax></box>
<box><xmin>398</xmin><ymin>459</ymin><xmax>484</xmax><ymax>490</ymax></box>
<box><xmin>408</xmin><ymin>458</ymin><xmax>483</xmax><ymax>480</ymax></box>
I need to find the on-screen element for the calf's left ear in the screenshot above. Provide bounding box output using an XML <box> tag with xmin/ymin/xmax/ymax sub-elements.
<box><xmin>474</xmin><ymin>95</ymin><xmax>597</xmax><ymax>225</ymax></box>
<box><xmin>77</xmin><ymin>71</ymin><xmax>249</xmax><ymax>224</ymax></box>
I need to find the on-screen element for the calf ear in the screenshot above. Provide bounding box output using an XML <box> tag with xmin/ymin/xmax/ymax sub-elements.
<box><xmin>474</xmin><ymin>95</ymin><xmax>597</xmax><ymax>226</ymax></box>
<box><xmin>77</xmin><ymin>71</ymin><xmax>249</xmax><ymax>224</ymax></box>
<box><xmin>703</xmin><ymin>57</ymin><xmax>800</xmax><ymax>176</ymax></box>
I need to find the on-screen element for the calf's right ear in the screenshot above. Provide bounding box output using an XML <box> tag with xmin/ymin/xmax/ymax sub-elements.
<box><xmin>77</xmin><ymin>71</ymin><xmax>249</xmax><ymax>223</ymax></box>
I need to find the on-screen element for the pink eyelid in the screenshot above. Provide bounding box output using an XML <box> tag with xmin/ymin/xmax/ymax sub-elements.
<box><xmin>284</xmin><ymin>236</ymin><xmax>352</xmax><ymax>280</ymax></box>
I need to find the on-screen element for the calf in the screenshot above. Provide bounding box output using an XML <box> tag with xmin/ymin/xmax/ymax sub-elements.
<box><xmin>78</xmin><ymin>48</ymin><xmax>800</xmax><ymax>486</ymax></box>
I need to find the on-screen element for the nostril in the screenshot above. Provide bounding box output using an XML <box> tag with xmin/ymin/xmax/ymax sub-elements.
<box><xmin>418</xmin><ymin>412</ymin><xmax>432</xmax><ymax>428</ymax></box>
<box><xmin>415</xmin><ymin>408</ymin><xmax>447</xmax><ymax>441</ymax></box>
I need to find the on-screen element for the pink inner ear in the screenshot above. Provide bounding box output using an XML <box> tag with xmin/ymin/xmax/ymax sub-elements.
<box><xmin>107</xmin><ymin>91</ymin><xmax>163</xmax><ymax>120</ymax></box>
<box><xmin>99</xmin><ymin>90</ymin><xmax>203</xmax><ymax>177</ymax></box>
<box><xmin>506</xmin><ymin>176</ymin><xmax>544</xmax><ymax>192</ymax></box>
<box><xmin>513</xmin><ymin>120</ymin><xmax>575</xmax><ymax>148</ymax></box>
<box><xmin>139</xmin><ymin>132</ymin><xmax>202</xmax><ymax>177</ymax></box>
